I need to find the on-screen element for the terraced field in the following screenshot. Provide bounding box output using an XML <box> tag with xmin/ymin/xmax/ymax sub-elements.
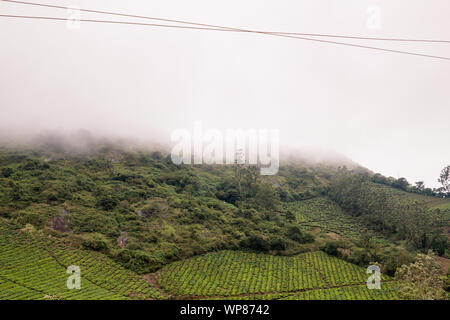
<box><xmin>285</xmin><ymin>197</ymin><xmax>388</xmax><ymax>242</ymax></box>
<box><xmin>0</xmin><ymin>217</ymin><xmax>400</xmax><ymax>300</ymax></box>
<box><xmin>0</xmin><ymin>220</ymin><xmax>160</xmax><ymax>300</ymax></box>
<box><xmin>158</xmin><ymin>250</ymin><xmax>397</xmax><ymax>299</ymax></box>
<box><xmin>281</xmin><ymin>282</ymin><xmax>400</xmax><ymax>300</ymax></box>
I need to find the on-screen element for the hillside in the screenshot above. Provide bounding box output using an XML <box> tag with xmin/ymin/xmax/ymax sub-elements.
<box><xmin>0</xmin><ymin>145</ymin><xmax>448</xmax><ymax>299</ymax></box>
<box><xmin>0</xmin><ymin>218</ymin><xmax>397</xmax><ymax>300</ymax></box>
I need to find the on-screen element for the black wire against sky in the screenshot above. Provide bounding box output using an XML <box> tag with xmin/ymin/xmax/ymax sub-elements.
<box><xmin>1</xmin><ymin>0</ymin><xmax>449</xmax><ymax>61</ymax></box>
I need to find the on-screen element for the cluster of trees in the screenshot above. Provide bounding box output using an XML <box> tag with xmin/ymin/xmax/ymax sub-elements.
<box><xmin>370</xmin><ymin>165</ymin><xmax>450</xmax><ymax>198</ymax></box>
<box><xmin>320</xmin><ymin>233</ymin><xmax>413</xmax><ymax>277</ymax></box>
<box><xmin>216</xmin><ymin>164</ymin><xmax>281</xmax><ymax>213</ymax></box>
<box><xmin>328</xmin><ymin>170</ymin><xmax>448</xmax><ymax>254</ymax></box>
<box><xmin>215</xmin><ymin>163</ymin><xmax>317</xmax><ymax>253</ymax></box>
<box><xmin>395</xmin><ymin>251</ymin><xmax>448</xmax><ymax>300</ymax></box>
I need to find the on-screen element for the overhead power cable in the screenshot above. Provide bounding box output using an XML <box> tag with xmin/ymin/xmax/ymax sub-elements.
<box><xmin>2</xmin><ymin>0</ymin><xmax>450</xmax><ymax>44</ymax></box>
<box><xmin>1</xmin><ymin>14</ymin><xmax>449</xmax><ymax>61</ymax></box>
<box><xmin>0</xmin><ymin>3</ymin><xmax>450</xmax><ymax>61</ymax></box>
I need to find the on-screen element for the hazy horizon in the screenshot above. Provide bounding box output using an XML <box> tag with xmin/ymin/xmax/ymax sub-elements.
<box><xmin>1</xmin><ymin>0</ymin><xmax>449</xmax><ymax>187</ymax></box>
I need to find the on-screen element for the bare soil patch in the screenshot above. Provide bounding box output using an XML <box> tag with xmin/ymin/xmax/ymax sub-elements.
<box><xmin>435</xmin><ymin>256</ymin><xmax>450</xmax><ymax>275</ymax></box>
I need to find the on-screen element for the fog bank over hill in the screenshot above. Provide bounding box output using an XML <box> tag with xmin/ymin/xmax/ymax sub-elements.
<box><xmin>0</xmin><ymin>128</ymin><xmax>168</xmax><ymax>154</ymax></box>
<box><xmin>0</xmin><ymin>128</ymin><xmax>368</xmax><ymax>173</ymax></box>
<box><xmin>1</xmin><ymin>0</ymin><xmax>449</xmax><ymax>187</ymax></box>
<box><xmin>0</xmin><ymin>123</ymin><xmax>445</xmax><ymax>188</ymax></box>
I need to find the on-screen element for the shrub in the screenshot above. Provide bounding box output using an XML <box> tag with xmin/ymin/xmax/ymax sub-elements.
<box><xmin>322</xmin><ymin>241</ymin><xmax>339</xmax><ymax>256</ymax></box>
<box><xmin>240</xmin><ymin>235</ymin><xmax>270</xmax><ymax>252</ymax></box>
<box><xmin>1</xmin><ymin>167</ymin><xmax>13</xmax><ymax>177</ymax></box>
<box><xmin>97</xmin><ymin>196</ymin><xmax>119</xmax><ymax>210</ymax></box>
<box><xmin>22</xmin><ymin>160</ymin><xmax>40</xmax><ymax>171</ymax></box>
<box><xmin>286</xmin><ymin>226</ymin><xmax>314</xmax><ymax>244</ymax></box>
<box><xmin>82</xmin><ymin>233</ymin><xmax>110</xmax><ymax>253</ymax></box>
<box><xmin>15</xmin><ymin>212</ymin><xmax>45</xmax><ymax>228</ymax></box>
<box><xmin>116</xmin><ymin>249</ymin><xmax>165</xmax><ymax>273</ymax></box>
<box><xmin>270</xmin><ymin>237</ymin><xmax>287</xmax><ymax>251</ymax></box>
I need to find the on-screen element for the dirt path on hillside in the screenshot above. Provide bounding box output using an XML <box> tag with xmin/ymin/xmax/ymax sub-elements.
<box><xmin>143</xmin><ymin>273</ymin><xmax>170</xmax><ymax>299</ymax></box>
<box><xmin>435</xmin><ymin>256</ymin><xmax>450</xmax><ymax>274</ymax></box>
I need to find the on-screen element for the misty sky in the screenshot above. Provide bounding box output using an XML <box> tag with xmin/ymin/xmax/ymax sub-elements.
<box><xmin>1</xmin><ymin>0</ymin><xmax>449</xmax><ymax>187</ymax></box>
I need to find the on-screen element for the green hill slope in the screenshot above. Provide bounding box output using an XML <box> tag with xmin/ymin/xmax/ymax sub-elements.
<box><xmin>0</xmin><ymin>145</ymin><xmax>448</xmax><ymax>299</ymax></box>
<box><xmin>0</xmin><ymin>219</ymin><xmax>160</xmax><ymax>300</ymax></box>
<box><xmin>157</xmin><ymin>250</ymin><xmax>398</xmax><ymax>299</ymax></box>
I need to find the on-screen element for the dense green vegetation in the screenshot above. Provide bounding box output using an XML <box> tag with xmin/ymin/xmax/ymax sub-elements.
<box><xmin>369</xmin><ymin>165</ymin><xmax>450</xmax><ymax>198</ymax></box>
<box><xmin>0</xmin><ymin>145</ymin><xmax>339</xmax><ymax>273</ymax></box>
<box><xmin>0</xmin><ymin>143</ymin><xmax>448</xmax><ymax>299</ymax></box>
<box><xmin>329</xmin><ymin>170</ymin><xmax>449</xmax><ymax>255</ymax></box>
